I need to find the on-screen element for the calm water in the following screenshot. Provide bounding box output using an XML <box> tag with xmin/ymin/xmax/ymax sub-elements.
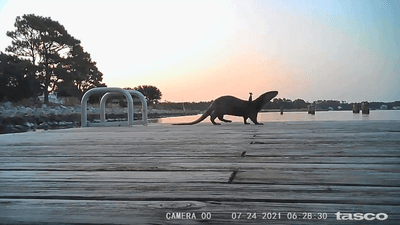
<box><xmin>151</xmin><ymin>110</ymin><xmax>400</xmax><ymax>124</ymax></box>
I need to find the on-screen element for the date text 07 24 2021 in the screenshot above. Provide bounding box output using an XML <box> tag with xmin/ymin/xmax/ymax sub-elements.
<box><xmin>231</xmin><ymin>212</ymin><xmax>328</xmax><ymax>220</ymax></box>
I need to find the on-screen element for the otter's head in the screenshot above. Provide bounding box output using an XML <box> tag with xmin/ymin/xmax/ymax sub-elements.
<box><xmin>254</xmin><ymin>91</ymin><xmax>278</xmax><ymax>111</ymax></box>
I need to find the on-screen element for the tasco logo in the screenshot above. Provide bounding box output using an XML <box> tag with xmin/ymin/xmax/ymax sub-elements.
<box><xmin>336</xmin><ymin>212</ymin><xmax>388</xmax><ymax>221</ymax></box>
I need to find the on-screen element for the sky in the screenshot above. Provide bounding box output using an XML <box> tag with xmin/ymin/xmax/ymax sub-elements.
<box><xmin>0</xmin><ymin>0</ymin><xmax>399</xmax><ymax>103</ymax></box>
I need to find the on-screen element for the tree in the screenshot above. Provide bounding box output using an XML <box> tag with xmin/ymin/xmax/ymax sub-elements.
<box><xmin>271</xmin><ymin>98</ymin><xmax>293</xmax><ymax>109</ymax></box>
<box><xmin>58</xmin><ymin>44</ymin><xmax>105</xmax><ymax>97</ymax></box>
<box><xmin>5</xmin><ymin>14</ymin><xmax>104</xmax><ymax>103</ymax></box>
<box><xmin>293</xmin><ymin>99</ymin><xmax>307</xmax><ymax>109</ymax></box>
<box><xmin>313</xmin><ymin>100</ymin><xmax>340</xmax><ymax>110</ymax></box>
<box><xmin>0</xmin><ymin>52</ymin><xmax>40</xmax><ymax>102</ymax></box>
<box><xmin>132</xmin><ymin>85</ymin><xmax>162</xmax><ymax>105</ymax></box>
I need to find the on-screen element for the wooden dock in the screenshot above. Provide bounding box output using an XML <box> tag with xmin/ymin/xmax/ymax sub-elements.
<box><xmin>0</xmin><ymin>120</ymin><xmax>399</xmax><ymax>224</ymax></box>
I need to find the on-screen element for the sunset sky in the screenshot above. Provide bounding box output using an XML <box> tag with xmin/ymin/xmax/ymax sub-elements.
<box><xmin>0</xmin><ymin>0</ymin><xmax>399</xmax><ymax>102</ymax></box>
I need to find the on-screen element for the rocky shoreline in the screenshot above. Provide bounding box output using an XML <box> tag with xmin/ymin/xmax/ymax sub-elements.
<box><xmin>0</xmin><ymin>101</ymin><xmax>200</xmax><ymax>134</ymax></box>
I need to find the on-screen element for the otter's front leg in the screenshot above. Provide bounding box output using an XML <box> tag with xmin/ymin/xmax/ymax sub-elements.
<box><xmin>250</xmin><ymin>115</ymin><xmax>263</xmax><ymax>125</ymax></box>
<box><xmin>243</xmin><ymin>116</ymin><xmax>250</xmax><ymax>125</ymax></box>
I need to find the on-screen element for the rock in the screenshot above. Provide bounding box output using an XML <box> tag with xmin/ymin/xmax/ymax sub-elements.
<box><xmin>47</xmin><ymin>114</ymin><xmax>57</xmax><ymax>122</ymax></box>
<box><xmin>47</xmin><ymin>108</ymin><xmax>58</xmax><ymax>115</ymax></box>
<box><xmin>87</xmin><ymin>106</ymin><xmax>95</xmax><ymax>113</ymax></box>
<box><xmin>3</xmin><ymin>101</ymin><xmax>12</xmax><ymax>110</ymax></box>
<box><xmin>73</xmin><ymin>106</ymin><xmax>81</xmax><ymax>113</ymax></box>
<box><xmin>47</xmin><ymin>121</ymin><xmax>58</xmax><ymax>128</ymax></box>
<box><xmin>58</xmin><ymin>121</ymin><xmax>69</xmax><ymax>126</ymax></box>
<box><xmin>58</xmin><ymin>106</ymin><xmax>65</xmax><ymax>114</ymax></box>
<box><xmin>24</xmin><ymin>121</ymin><xmax>35</xmax><ymax>128</ymax></box>
<box><xmin>35</xmin><ymin>115</ymin><xmax>47</xmax><ymax>125</ymax></box>
<box><xmin>11</xmin><ymin>116</ymin><xmax>25</xmax><ymax>125</ymax></box>
<box><xmin>1</xmin><ymin>117</ymin><xmax>12</xmax><ymax>125</ymax></box>
<box><xmin>15</xmin><ymin>110</ymin><xmax>26</xmax><ymax>117</ymax></box>
<box><xmin>1</xmin><ymin>108</ymin><xmax>17</xmax><ymax>117</ymax></box>
<box><xmin>37</xmin><ymin>122</ymin><xmax>50</xmax><ymax>130</ymax></box>
<box><xmin>14</xmin><ymin>124</ymin><xmax>30</xmax><ymax>132</ymax></box>
<box><xmin>63</xmin><ymin>108</ymin><xmax>72</xmax><ymax>115</ymax></box>
<box><xmin>30</xmin><ymin>110</ymin><xmax>38</xmax><ymax>117</ymax></box>
<box><xmin>57</xmin><ymin>107</ymin><xmax>63</xmax><ymax>114</ymax></box>
<box><xmin>0</xmin><ymin>102</ymin><xmax>87</xmax><ymax>134</ymax></box>
<box><xmin>5</xmin><ymin>124</ymin><xmax>21</xmax><ymax>134</ymax></box>
<box><xmin>34</xmin><ymin>108</ymin><xmax>44</xmax><ymax>116</ymax></box>
<box><xmin>65</xmin><ymin>114</ymin><xmax>80</xmax><ymax>122</ymax></box>
<box><xmin>24</xmin><ymin>107</ymin><xmax>34</xmax><ymax>116</ymax></box>
<box><xmin>0</xmin><ymin>124</ymin><xmax>4</xmax><ymax>134</ymax></box>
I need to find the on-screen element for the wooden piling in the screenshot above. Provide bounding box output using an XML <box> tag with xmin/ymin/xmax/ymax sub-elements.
<box><xmin>353</xmin><ymin>104</ymin><xmax>360</xmax><ymax>113</ymax></box>
<box><xmin>362</xmin><ymin>101</ymin><xmax>370</xmax><ymax>114</ymax></box>
<box><xmin>308</xmin><ymin>104</ymin><xmax>315</xmax><ymax>115</ymax></box>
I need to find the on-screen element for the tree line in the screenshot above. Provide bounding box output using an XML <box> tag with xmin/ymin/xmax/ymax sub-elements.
<box><xmin>159</xmin><ymin>98</ymin><xmax>400</xmax><ymax>111</ymax></box>
<box><xmin>0</xmin><ymin>14</ymin><xmax>105</xmax><ymax>103</ymax></box>
<box><xmin>268</xmin><ymin>99</ymin><xmax>400</xmax><ymax>110</ymax></box>
<box><xmin>0</xmin><ymin>14</ymin><xmax>164</xmax><ymax>105</ymax></box>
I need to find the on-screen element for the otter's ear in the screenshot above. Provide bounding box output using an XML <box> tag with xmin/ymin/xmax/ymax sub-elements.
<box><xmin>263</xmin><ymin>91</ymin><xmax>278</xmax><ymax>102</ymax></box>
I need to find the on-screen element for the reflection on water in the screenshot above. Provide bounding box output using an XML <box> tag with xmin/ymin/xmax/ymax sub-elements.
<box><xmin>150</xmin><ymin>110</ymin><xmax>400</xmax><ymax>124</ymax></box>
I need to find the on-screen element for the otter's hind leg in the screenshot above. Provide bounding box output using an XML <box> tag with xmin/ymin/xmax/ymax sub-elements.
<box><xmin>218</xmin><ymin>115</ymin><xmax>232</xmax><ymax>123</ymax></box>
<box><xmin>210</xmin><ymin>111</ymin><xmax>221</xmax><ymax>125</ymax></box>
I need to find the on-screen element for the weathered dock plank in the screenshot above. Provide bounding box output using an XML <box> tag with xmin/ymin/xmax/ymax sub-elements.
<box><xmin>1</xmin><ymin>177</ymin><xmax>399</xmax><ymax>205</ymax></box>
<box><xmin>0</xmin><ymin>120</ymin><xmax>399</xmax><ymax>224</ymax></box>
<box><xmin>1</xmin><ymin>157</ymin><xmax>399</xmax><ymax>171</ymax></box>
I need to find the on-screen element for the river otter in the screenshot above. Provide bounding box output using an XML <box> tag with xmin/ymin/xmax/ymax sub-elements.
<box><xmin>173</xmin><ymin>91</ymin><xmax>278</xmax><ymax>125</ymax></box>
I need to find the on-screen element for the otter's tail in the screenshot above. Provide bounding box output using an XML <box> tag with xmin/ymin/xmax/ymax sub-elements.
<box><xmin>172</xmin><ymin>105</ymin><xmax>214</xmax><ymax>125</ymax></box>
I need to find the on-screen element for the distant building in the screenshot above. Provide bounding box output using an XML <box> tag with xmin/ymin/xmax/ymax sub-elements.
<box><xmin>380</xmin><ymin>105</ymin><xmax>388</xmax><ymax>110</ymax></box>
<box><xmin>38</xmin><ymin>92</ymin><xmax>65</xmax><ymax>104</ymax></box>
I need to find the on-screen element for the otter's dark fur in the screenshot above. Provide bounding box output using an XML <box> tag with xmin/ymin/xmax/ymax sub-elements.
<box><xmin>173</xmin><ymin>91</ymin><xmax>278</xmax><ymax>125</ymax></box>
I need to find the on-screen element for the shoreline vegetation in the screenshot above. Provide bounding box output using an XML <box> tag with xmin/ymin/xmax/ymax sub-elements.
<box><xmin>1</xmin><ymin>99</ymin><xmax>400</xmax><ymax>135</ymax></box>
